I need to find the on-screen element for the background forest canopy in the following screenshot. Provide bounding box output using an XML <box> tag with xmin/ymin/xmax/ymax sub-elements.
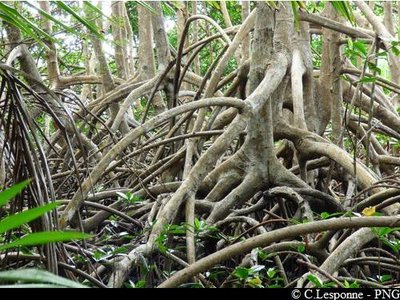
<box><xmin>1</xmin><ymin>0</ymin><xmax>400</xmax><ymax>289</ymax></box>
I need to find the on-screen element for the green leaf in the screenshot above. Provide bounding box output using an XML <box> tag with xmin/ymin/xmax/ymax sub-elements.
<box><xmin>257</xmin><ymin>248</ymin><xmax>268</xmax><ymax>260</ymax></box>
<box><xmin>0</xmin><ymin>231</ymin><xmax>91</xmax><ymax>251</ymax></box>
<box><xmin>296</xmin><ymin>1</ymin><xmax>307</xmax><ymax>10</ymax></box>
<box><xmin>349</xmin><ymin>281</ymin><xmax>360</xmax><ymax>288</ymax></box>
<box><xmin>297</xmin><ymin>244</ymin><xmax>306</xmax><ymax>253</ymax></box>
<box><xmin>267</xmin><ymin>267</ymin><xmax>277</xmax><ymax>279</ymax></box>
<box><xmin>380</xmin><ymin>237</ymin><xmax>400</xmax><ymax>254</ymax></box>
<box><xmin>359</xmin><ymin>76</ymin><xmax>376</xmax><ymax>84</ymax></box>
<box><xmin>0</xmin><ymin>180</ymin><xmax>30</xmax><ymax>208</ymax></box>
<box><xmin>0</xmin><ymin>202</ymin><xmax>59</xmax><ymax>234</ymax></box>
<box><xmin>0</xmin><ymin>269</ymin><xmax>87</xmax><ymax>288</ymax></box>
<box><xmin>376</xmin><ymin>227</ymin><xmax>392</xmax><ymax>237</ymax></box>
<box><xmin>134</xmin><ymin>279</ymin><xmax>146</xmax><ymax>288</ymax></box>
<box><xmin>0</xmin><ymin>284</ymin><xmax>66</xmax><ymax>288</ymax></box>
<box><xmin>194</xmin><ymin>218</ymin><xmax>201</xmax><ymax>231</ymax></box>
<box><xmin>160</xmin><ymin>2</ymin><xmax>177</xmax><ymax>16</ymax></box>
<box><xmin>343</xmin><ymin>280</ymin><xmax>350</xmax><ymax>288</ymax></box>
<box><xmin>207</xmin><ymin>1</ymin><xmax>221</xmax><ymax>10</ymax></box>
<box><xmin>112</xmin><ymin>246</ymin><xmax>129</xmax><ymax>255</ymax></box>
<box><xmin>307</xmin><ymin>274</ymin><xmax>323</xmax><ymax>287</ymax></box>
<box><xmin>323</xmin><ymin>281</ymin><xmax>337</xmax><ymax>288</ymax></box>
<box><xmin>24</xmin><ymin>2</ymin><xmax>80</xmax><ymax>36</ymax></box>
<box><xmin>353</xmin><ymin>41</ymin><xmax>367</xmax><ymax>57</ymax></box>
<box><xmin>247</xmin><ymin>276</ymin><xmax>263</xmax><ymax>287</ymax></box>
<box><xmin>291</xmin><ymin>1</ymin><xmax>300</xmax><ymax>32</ymax></box>
<box><xmin>166</xmin><ymin>224</ymin><xmax>185</xmax><ymax>235</ymax></box>
<box><xmin>391</xmin><ymin>41</ymin><xmax>400</xmax><ymax>47</ymax></box>
<box><xmin>392</xmin><ymin>46</ymin><xmax>400</xmax><ymax>56</ymax></box>
<box><xmin>92</xmin><ymin>249</ymin><xmax>107</xmax><ymax>261</ymax></box>
<box><xmin>0</xmin><ymin>3</ymin><xmax>55</xmax><ymax>46</ymax></box>
<box><xmin>265</xmin><ymin>1</ymin><xmax>279</xmax><ymax>10</ymax></box>
<box><xmin>54</xmin><ymin>2</ymin><xmax>103</xmax><ymax>39</ymax></box>
<box><xmin>233</xmin><ymin>267</ymin><xmax>250</xmax><ymax>279</ymax></box>
<box><xmin>367</xmin><ymin>62</ymin><xmax>382</xmax><ymax>75</ymax></box>
<box><xmin>83</xmin><ymin>2</ymin><xmax>113</xmax><ymax>22</ymax></box>
<box><xmin>320</xmin><ymin>212</ymin><xmax>330</xmax><ymax>219</ymax></box>
<box><xmin>330</xmin><ymin>1</ymin><xmax>356</xmax><ymax>26</ymax></box>
<box><xmin>137</xmin><ymin>1</ymin><xmax>156</xmax><ymax>14</ymax></box>
<box><xmin>379</xmin><ymin>274</ymin><xmax>392</xmax><ymax>282</ymax></box>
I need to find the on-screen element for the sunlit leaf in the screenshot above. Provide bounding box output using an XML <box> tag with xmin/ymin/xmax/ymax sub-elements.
<box><xmin>362</xmin><ymin>206</ymin><xmax>376</xmax><ymax>216</ymax></box>
<box><xmin>207</xmin><ymin>1</ymin><xmax>221</xmax><ymax>10</ymax></box>
<box><xmin>307</xmin><ymin>274</ymin><xmax>323</xmax><ymax>287</ymax></box>
<box><xmin>248</xmin><ymin>276</ymin><xmax>262</xmax><ymax>286</ymax></box>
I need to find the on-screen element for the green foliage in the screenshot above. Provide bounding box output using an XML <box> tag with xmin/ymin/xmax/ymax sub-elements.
<box><xmin>0</xmin><ymin>2</ymin><xmax>55</xmax><ymax>45</ymax></box>
<box><xmin>0</xmin><ymin>1</ymin><xmax>104</xmax><ymax>48</ymax></box>
<box><xmin>0</xmin><ymin>181</ymin><xmax>92</xmax><ymax>286</ymax></box>
<box><xmin>233</xmin><ymin>265</ymin><xmax>265</xmax><ymax>288</ymax></box>
<box><xmin>392</xmin><ymin>44</ymin><xmax>400</xmax><ymax>56</ymax></box>
<box><xmin>330</xmin><ymin>1</ymin><xmax>356</xmax><ymax>26</ymax></box>
<box><xmin>155</xmin><ymin>219</ymin><xmax>218</xmax><ymax>253</ymax></box>
<box><xmin>307</xmin><ymin>274</ymin><xmax>336</xmax><ymax>288</ymax></box>
<box><xmin>378</xmin><ymin>274</ymin><xmax>392</xmax><ymax>283</ymax></box>
<box><xmin>290</xmin><ymin>1</ymin><xmax>302</xmax><ymax>32</ymax></box>
<box><xmin>117</xmin><ymin>191</ymin><xmax>143</xmax><ymax>205</ymax></box>
<box><xmin>297</xmin><ymin>244</ymin><xmax>306</xmax><ymax>253</ymax></box>
<box><xmin>25</xmin><ymin>2</ymin><xmax>79</xmax><ymax>37</ymax></box>
<box><xmin>232</xmin><ymin>265</ymin><xmax>284</xmax><ymax>288</ymax></box>
<box><xmin>203</xmin><ymin>1</ymin><xmax>241</xmax><ymax>27</ymax></box>
<box><xmin>54</xmin><ymin>2</ymin><xmax>103</xmax><ymax>39</ymax></box>
<box><xmin>0</xmin><ymin>179</ymin><xmax>30</xmax><ymax>208</ymax></box>
<box><xmin>0</xmin><ymin>202</ymin><xmax>58</xmax><ymax>235</ymax></box>
<box><xmin>0</xmin><ymin>269</ymin><xmax>87</xmax><ymax>288</ymax></box>
<box><xmin>311</xmin><ymin>34</ymin><xmax>322</xmax><ymax>68</ymax></box>
<box><xmin>127</xmin><ymin>279</ymin><xmax>146</xmax><ymax>288</ymax></box>
<box><xmin>161</xmin><ymin>2</ymin><xmax>178</xmax><ymax>17</ymax></box>
<box><xmin>375</xmin><ymin>133</ymin><xmax>400</xmax><ymax>152</ymax></box>
<box><xmin>372</xmin><ymin>227</ymin><xmax>400</xmax><ymax>254</ymax></box>
<box><xmin>0</xmin><ymin>181</ymin><xmax>91</xmax><ymax>252</ymax></box>
<box><xmin>92</xmin><ymin>246</ymin><xmax>129</xmax><ymax>262</ymax></box>
<box><xmin>345</xmin><ymin>39</ymin><xmax>368</xmax><ymax>62</ymax></box>
<box><xmin>319</xmin><ymin>211</ymin><xmax>346</xmax><ymax>220</ymax></box>
<box><xmin>358</xmin><ymin>76</ymin><xmax>377</xmax><ymax>84</ymax></box>
<box><xmin>192</xmin><ymin>218</ymin><xmax>218</xmax><ymax>234</ymax></box>
<box><xmin>343</xmin><ymin>280</ymin><xmax>360</xmax><ymax>288</ymax></box>
<box><xmin>256</xmin><ymin>248</ymin><xmax>268</xmax><ymax>260</ymax></box>
<box><xmin>307</xmin><ymin>274</ymin><xmax>323</xmax><ymax>287</ymax></box>
<box><xmin>126</xmin><ymin>1</ymin><xmax>161</xmax><ymax>36</ymax></box>
<box><xmin>308</xmin><ymin>1</ymin><xmax>325</xmax><ymax>13</ymax></box>
<box><xmin>0</xmin><ymin>231</ymin><xmax>91</xmax><ymax>252</ymax></box>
